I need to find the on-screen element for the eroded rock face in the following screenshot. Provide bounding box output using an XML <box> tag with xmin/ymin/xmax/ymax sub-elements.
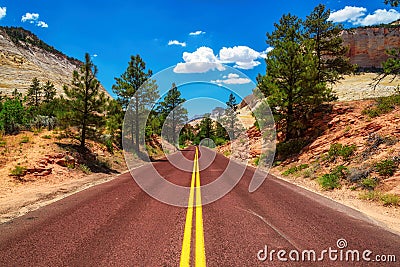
<box><xmin>341</xmin><ymin>26</ymin><xmax>400</xmax><ymax>69</ymax></box>
<box><xmin>0</xmin><ymin>27</ymin><xmax>109</xmax><ymax>97</ymax></box>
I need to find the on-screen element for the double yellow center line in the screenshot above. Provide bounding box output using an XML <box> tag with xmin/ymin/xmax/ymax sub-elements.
<box><xmin>180</xmin><ymin>147</ymin><xmax>206</xmax><ymax>267</ymax></box>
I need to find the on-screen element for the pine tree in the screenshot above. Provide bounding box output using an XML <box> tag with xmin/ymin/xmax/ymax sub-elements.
<box><xmin>112</xmin><ymin>55</ymin><xmax>159</xmax><ymax>153</ymax></box>
<box><xmin>304</xmin><ymin>4</ymin><xmax>354</xmax><ymax>85</ymax></box>
<box><xmin>179</xmin><ymin>124</ymin><xmax>195</xmax><ymax>147</ymax></box>
<box><xmin>197</xmin><ymin>114</ymin><xmax>214</xmax><ymax>139</ymax></box>
<box><xmin>0</xmin><ymin>92</ymin><xmax>27</xmax><ymax>134</ymax></box>
<box><xmin>105</xmin><ymin>99</ymin><xmax>123</xmax><ymax>147</ymax></box>
<box><xmin>158</xmin><ymin>83</ymin><xmax>187</xmax><ymax>146</ymax></box>
<box><xmin>42</xmin><ymin>80</ymin><xmax>56</xmax><ymax>103</ymax></box>
<box><xmin>215</xmin><ymin>115</ymin><xmax>228</xmax><ymax>140</ymax></box>
<box><xmin>373</xmin><ymin>48</ymin><xmax>400</xmax><ymax>88</ymax></box>
<box><xmin>64</xmin><ymin>53</ymin><xmax>108</xmax><ymax>149</ymax></box>
<box><xmin>257</xmin><ymin>14</ymin><xmax>331</xmax><ymax>141</ymax></box>
<box><xmin>223</xmin><ymin>93</ymin><xmax>241</xmax><ymax>140</ymax></box>
<box><xmin>27</xmin><ymin>77</ymin><xmax>42</xmax><ymax>107</ymax></box>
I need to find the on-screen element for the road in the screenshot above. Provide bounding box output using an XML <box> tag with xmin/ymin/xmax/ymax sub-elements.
<box><xmin>0</xmin><ymin>146</ymin><xmax>399</xmax><ymax>266</ymax></box>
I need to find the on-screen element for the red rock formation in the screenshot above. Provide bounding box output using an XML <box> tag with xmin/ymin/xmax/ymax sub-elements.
<box><xmin>341</xmin><ymin>26</ymin><xmax>400</xmax><ymax>69</ymax></box>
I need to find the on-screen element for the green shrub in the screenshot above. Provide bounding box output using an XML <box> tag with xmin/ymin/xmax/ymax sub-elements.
<box><xmin>10</xmin><ymin>165</ymin><xmax>27</xmax><ymax>177</ymax></box>
<box><xmin>331</xmin><ymin>165</ymin><xmax>349</xmax><ymax>179</ymax></box>
<box><xmin>282</xmin><ymin>164</ymin><xmax>309</xmax><ymax>176</ymax></box>
<box><xmin>359</xmin><ymin>191</ymin><xmax>400</xmax><ymax>206</ymax></box>
<box><xmin>317</xmin><ymin>165</ymin><xmax>347</xmax><ymax>190</ymax></box>
<box><xmin>79</xmin><ymin>164</ymin><xmax>91</xmax><ymax>174</ymax></box>
<box><xmin>327</xmin><ymin>143</ymin><xmax>343</xmax><ymax>159</ymax></box>
<box><xmin>223</xmin><ymin>150</ymin><xmax>231</xmax><ymax>157</ymax></box>
<box><xmin>361</xmin><ymin>177</ymin><xmax>379</xmax><ymax>190</ymax></box>
<box><xmin>375</xmin><ymin>159</ymin><xmax>397</xmax><ymax>176</ymax></box>
<box><xmin>20</xmin><ymin>136</ymin><xmax>30</xmax><ymax>144</ymax></box>
<box><xmin>362</xmin><ymin>108</ymin><xmax>380</xmax><ymax>118</ymax></box>
<box><xmin>359</xmin><ymin>190</ymin><xmax>381</xmax><ymax>201</ymax></box>
<box><xmin>380</xmin><ymin>194</ymin><xmax>400</xmax><ymax>206</ymax></box>
<box><xmin>318</xmin><ymin>173</ymin><xmax>341</xmax><ymax>190</ymax></box>
<box><xmin>326</xmin><ymin>143</ymin><xmax>356</xmax><ymax>161</ymax></box>
<box><xmin>254</xmin><ymin>157</ymin><xmax>260</xmax><ymax>166</ymax></box>
<box><xmin>105</xmin><ymin>139</ymin><xmax>114</xmax><ymax>153</ymax></box>
<box><xmin>41</xmin><ymin>135</ymin><xmax>52</xmax><ymax>139</ymax></box>
<box><xmin>0</xmin><ymin>140</ymin><xmax>6</xmax><ymax>147</ymax></box>
<box><xmin>362</xmin><ymin>94</ymin><xmax>400</xmax><ymax>118</ymax></box>
<box><xmin>214</xmin><ymin>137</ymin><xmax>227</xmax><ymax>146</ymax></box>
<box><xmin>66</xmin><ymin>162</ymin><xmax>75</xmax><ymax>169</ymax></box>
<box><xmin>339</xmin><ymin>145</ymin><xmax>357</xmax><ymax>160</ymax></box>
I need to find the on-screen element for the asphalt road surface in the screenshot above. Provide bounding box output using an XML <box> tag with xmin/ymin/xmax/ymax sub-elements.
<box><xmin>0</xmin><ymin>146</ymin><xmax>399</xmax><ymax>266</ymax></box>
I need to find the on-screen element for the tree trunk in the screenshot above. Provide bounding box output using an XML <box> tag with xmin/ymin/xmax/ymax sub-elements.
<box><xmin>286</xmin><ymin>103</ymin><xmax>294</xmax><ymax>142</ymax></box>
<box><xmin>134</xmin><ymin>97</ymin><xmax>140</xmax><ymax>154</ymax></box>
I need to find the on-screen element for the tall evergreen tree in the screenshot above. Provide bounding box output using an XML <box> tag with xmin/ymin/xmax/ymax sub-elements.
<box><xmin>257</xmin><ymin>14</ymin><xmax>333</xmax><ymax>141</ymax></box>
<box><xmin>304</xmin><ymin>4</ymin><xmax>355</xmax><ymax>85</ymax></box>
<box><xmin>42</xmin><ymin>80</ymin><xmax>56</xmax><ymax>103</ymax></box>
<box><xmin>223</xmin><ymin>93</ymin><xmax>240</xmax><ymax>140</ymax></box>
<box><xmin>0</xmin><ymin>91</ymin><xmax>28</xmax><ymax>134</ymax></box>
<box><xmin>64</xmin><ymin>53</ymin><xmax>108</xmax><ymax>149</ymax></box>
<box><xmin>112</xmin><ymin>55</ymin><xmax>159</xmax><ymax>153</ymax></box>
<box><xmin>27</xmin><ymin>77</ymin><xmax>42</xmax><ymax>107</ymax></box>
<box><xmin>158</xmin><ymin>83</ymin><xmax>187</xmax><ymax>146</ymax></box>
<box><xmin>179</xmin><ymin>124</ymin><xmax>195</xmax><ymax>147</ymax></box>
<box><xmin>105</xmin><ymin>99</ymin><xmax>124</xmax><ymax>146</ymax></box>
<box><xmin>215</xmin><ymin>114</ymin><xmax>228</xmax><ymax>140</ymax></box>
<box><xmin>197</xmin><ymin>114</ymin><xmax>214</xmax><ymax>139</ymax></box>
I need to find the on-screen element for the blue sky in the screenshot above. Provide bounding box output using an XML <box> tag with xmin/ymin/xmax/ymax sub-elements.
<box><xmin>0</xmin><ymin>0</ymin><xmax>399</xmax><ymax>117</ymax></box>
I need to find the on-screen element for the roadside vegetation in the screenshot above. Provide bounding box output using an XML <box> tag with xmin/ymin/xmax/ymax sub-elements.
<box><xmin>281</xmin><ymin>137</ymin><xmax>400</xmax><ymax>206</ymax></box>
<box><xmin>261</xmin><ymin>1</ymin><xmax>400</xmax><ymax>207</ymax></box>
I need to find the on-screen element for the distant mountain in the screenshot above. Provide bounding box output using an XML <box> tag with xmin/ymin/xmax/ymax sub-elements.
<box><xmin>188</xmin><ymin>114</ymin><xmax>205</xmax><ymax>122</ymax></box>
<box><xmin>0</xmin><ymin>26</ymin><xmax>109</xmax><ymax>97</ymax></box>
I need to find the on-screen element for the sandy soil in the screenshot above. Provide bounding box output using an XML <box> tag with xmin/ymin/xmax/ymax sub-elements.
<box><xmin>332</xmin><ymin>73</ymin><xmax>399</xmax><ymax>101</ymax></box>
<box><xmin>0</xmin><ymin>171</ymin><xmax>127</xmax><ymax>223</ymax></box>
<box><xmin>0</xmin><ymin>129</ymin><xmax>128</xmax><ymax>223</ymax></box>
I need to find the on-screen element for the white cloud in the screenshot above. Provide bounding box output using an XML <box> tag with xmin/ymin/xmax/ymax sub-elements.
<box><xmin>211</xmin><ymin>73</ymin><xmax>251</xmax><ymax>85</ymax></box>
<box><xmin>168</xmin><ymin>40</ymin><xmax>187</xmax><ymax>47</ymax></box>
<box><xmin>328</xmin><ymin>6</ymin><xmax>400</xmax><ymax>26</ymax></box>
<box><xmin>189</xmin><ymin>30</ymin><xmax>206</xmax><ymax>36</ymax></box>
<box><xmin>174</xmin><ymin>46</ymin><xmax>225</xmax><ymax>73</ymax></box>
<box><xmin>174</xmin><ymin>45</ymin><xmax>270</xmax><ymax>73</ymax></box>
<box><xmin>0</xmin><ymin>7</ymin><xmax>6</xmax><ymax>20</ymax></box>
<box><xmin>37</xmin><ymin>21</ymin><xmax>48</xmax><ymax>28</ymax></box>
<box><xmin>219</xmin><ymin>46</ymin><xmax>269</xmax><ymax>70</ymax></box>
<box><xmin>355</xmin><ymin>9</ymin><xmax>400</xmax><ymax>26</ymax></box>
<box><xmin>21</xmin><ymin>12</ymin><xmax>39</xmax><ymax>22</ymax></box>
<box><xmin>21</xmin><ymin>12</ymin><xmax>49</xmax><ymax>28</ymax></box>
<box><xmin>328</xmin><ymin>6</ymin><xmax>366</xmax><ymax>23</ymax></box>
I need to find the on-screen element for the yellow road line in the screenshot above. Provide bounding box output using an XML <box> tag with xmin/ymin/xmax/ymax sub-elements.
<box><xmin>180</xmin><ymin>150</ymin><xmax>197</xmax><ymax>267</ymax></box>
<box><xmin>195</xmin><ymin>148</ymin><xmax>206</xmax><ymax>267</ymax></box>
<box><xmin>180</xmin><ymin>148</ymin><xmax>207</xmax><ymax>267</ymax></box>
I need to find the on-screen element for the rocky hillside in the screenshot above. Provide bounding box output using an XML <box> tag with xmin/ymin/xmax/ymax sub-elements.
<box><xmin>0</xmin><ymin>27</ymin><xmax>109</xmax><ymax>96</ymax></box>
<box><xmin>341</xmin><ymin>23</ymin><xmax>400</xmax><ymax>70</ymax></box>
